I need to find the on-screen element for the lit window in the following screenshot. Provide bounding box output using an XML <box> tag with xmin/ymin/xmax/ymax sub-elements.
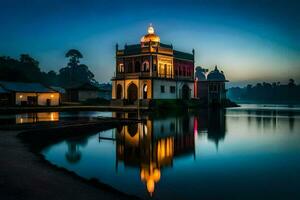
<box><xmin>119</xmin><ymin>63</ymin><xmax>124</xmax><ymax>72</ymax></box>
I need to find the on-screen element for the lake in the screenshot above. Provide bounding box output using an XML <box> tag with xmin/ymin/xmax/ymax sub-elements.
<box><xmin>41</xmin><ymin>105</ymin><xmax>300</xmax><ymax>200</ymax></box>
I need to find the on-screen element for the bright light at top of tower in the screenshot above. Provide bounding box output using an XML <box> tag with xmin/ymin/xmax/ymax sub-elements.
<box><xmin>148</xmin><ymin>24</ymin><xmax>155</xmax><ymax>34</ymax></box>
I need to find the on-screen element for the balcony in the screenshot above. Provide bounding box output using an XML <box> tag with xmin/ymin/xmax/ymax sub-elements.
<box><xmin>112</xmin><ymin>72</ymin><xmax>194</xmax><ymax>81</ymax></box>
<box><xmin>112</xmin><ymin>72</ymin><xmax>151</xmax><ymax>79</ymax></box>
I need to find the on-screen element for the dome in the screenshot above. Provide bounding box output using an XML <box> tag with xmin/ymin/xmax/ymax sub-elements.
<box><xmin>141</xmin><ymin>24</ymin><xmax>160</xmax><ymax>43</ymax></box>
<box><xmin>195</xmin><ymin>66</ymin><xmax>207</xmax><ymax>81</ymax></box>
<box><xmin>207</xmin><ymin>66</ymin><xmax>226</xmax><ymax>81</ymax></box>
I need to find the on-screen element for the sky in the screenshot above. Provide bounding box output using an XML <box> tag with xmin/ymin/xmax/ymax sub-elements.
<box><xmin>0</xmin><ymin>0</ymin><xmax>299</xmax><ymax>87</ymax></box>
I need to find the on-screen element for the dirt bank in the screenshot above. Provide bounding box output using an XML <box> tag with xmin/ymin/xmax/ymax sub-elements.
<box><xmin>0</xmin><ymin>119</ymin><xmax>140</xmax><ymax>200</ymax></box>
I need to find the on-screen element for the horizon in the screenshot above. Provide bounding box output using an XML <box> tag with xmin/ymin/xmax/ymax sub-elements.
<box><xmin>1</xmin><ymin>0</ymin><xmax>299</xmax><ymax>87</ymax></box>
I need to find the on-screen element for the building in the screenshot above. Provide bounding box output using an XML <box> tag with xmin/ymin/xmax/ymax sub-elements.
<box><xmin>0</xmin><ymin>85</ymin><xmax>10</xmax><ymax>106</ymax></box>
<box><xmin>195</xmin><ymin>66</ymin><xmax>228</xmax><ymax>105</ymax></box>
<box><xmin>50</xmin><ymin>86</ymin><xmax>67</xmax><ymax>102</ymax></box>
<box><xmin>111</xmin><ymin>24</ymin><xmax>195</xmax><ymax>106</ymax></box>
<box><xmin>64</xmin><ymin>82</ymin><xmax>101</xmax><ymax>102</ymax></box>
<box><xmin>0</xmin><ymin>81</ymin><xmax>60</xmax><ymax>106</ymax></box>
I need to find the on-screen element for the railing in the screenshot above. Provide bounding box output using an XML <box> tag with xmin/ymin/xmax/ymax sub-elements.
<box><xmin>112</xmin><ymin>72</ymin><xmax>194</xmax><ymax>81</ymax></box>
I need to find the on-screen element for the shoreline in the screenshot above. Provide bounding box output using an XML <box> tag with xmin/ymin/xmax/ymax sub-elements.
<box><xmin>0</xmin><ymin>118</ymin><xmax>141</xmax><ymax>200</ymax></box>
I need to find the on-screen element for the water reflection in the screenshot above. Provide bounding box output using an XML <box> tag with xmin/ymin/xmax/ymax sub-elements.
<box><xmin>0</xmin><ymin>111</ymin><xmax>112</xmax><ymax>125</ymax></box>
<box><xmin>42</xmin><ymin>106</ymin><xmax>300</xmax><ymax>200</ymax></box>
<box><xmin>106</xmin><ymin>109</ymin><xmax>226</xmax><ymax>196</ymax></box>
<box><xmin>16</xmin><ymin>112</ymin><xmax>59</xmax><ymax>124</ymax></box>
<box><xmin>65</xmin><ymin>137</ymin><xmax>88</xmax><ymax>163</ymax></box>
<box><xmin>115</xmin><ymin>113</ymin><xmax>198</xmax><ymax>196</ymax></box>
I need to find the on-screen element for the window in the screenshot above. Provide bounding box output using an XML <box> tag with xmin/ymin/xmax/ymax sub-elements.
<box><xmin>160</xmin><ymin>85</ymin><xmax>165</xmax><ymax>93</ymax></box>
<box><xmin>170</xmin><ymin>86</ymin><xmax>175</xmax><ymax>93</ymax></box>
<box><xmin>142</xmin><ymin>61</ymin><xmax>150</xmax><ymax>72</ymax></box>
<box><xmin>118</xmin><ymin>63</ymin><xmax>124</xmax><ymax>72</ymax></box>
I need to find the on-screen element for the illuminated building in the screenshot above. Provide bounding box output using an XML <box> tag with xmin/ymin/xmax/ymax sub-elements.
<box><xmin>0</xmin><ymin>81</ymin><xmax>60</xmax><ymax>106</ymax></box>
<box><xmin>111</xmin><ymin>24</ymin><xmax>195</xmax><ymax>106</ymax></box>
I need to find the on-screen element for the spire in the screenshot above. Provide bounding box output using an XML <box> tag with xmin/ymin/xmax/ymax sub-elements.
<box><xmin>148</xmin><ymin>23</ymin><xmax>155</xmax><ymax>34</ymax></box>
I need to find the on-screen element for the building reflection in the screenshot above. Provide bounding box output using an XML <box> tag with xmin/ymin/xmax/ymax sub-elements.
<box><xmin>113</xmin><ymin>110</ymin><xmax>226</xmax><ymax>196</ymax></box>
<box><xmin>195</xmin><ymin>109</ymin><xmax>226</xmax><ymax>150</ymax></box>
<box><xmin>115</xmin><ymin>114</ymin><xmax>195</xmax><ymax>196</ymax></box>
<box><xmin>60</xmin><ymin>110</ymin><xmax>226</xmax><ymax>197</ymax></box>
<box><xmin>15</xmin><ymin>112</ymin><xmax>59</xmax><ymax>124</ymax></box>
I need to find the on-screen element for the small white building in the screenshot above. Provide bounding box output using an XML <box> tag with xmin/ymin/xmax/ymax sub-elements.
<box><xmin>0</xmin><ymin>81</ymin><xmax>60</xmax><ymax>106</ymax></box>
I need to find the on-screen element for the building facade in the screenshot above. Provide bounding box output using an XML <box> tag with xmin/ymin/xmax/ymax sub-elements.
<box><xmin>65</xmin><ymin>82</ymin><xmax>101</xmax><ymax>102</ymax></box>
<box><xmin>195</xmin><ymin>66</ymin><xmax>228</xmax><ymax>105</ymax></box>
<box><xmin>0</xmin><ymin>81</ymin><xmax>60</xmax><ymax>106</ymax></box>
<box><xmin>111</xmin><ymin>25</ymin><xmax>195</xmax><ymax>106</ymax></box>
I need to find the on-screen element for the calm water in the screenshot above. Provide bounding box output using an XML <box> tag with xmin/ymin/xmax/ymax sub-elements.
<box><xmin>42</xmin><ymin>105</ymin><xmax>300</xmax><ymax>200</ymax></box>
<box><xmin>0</xmin><ymin>111</ymin><xmax>112</xmax><ymax>125</ymax></box>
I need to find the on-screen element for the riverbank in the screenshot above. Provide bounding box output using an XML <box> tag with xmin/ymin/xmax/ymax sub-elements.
<box><xmin>0</xmin><ymin>118</ymin><xmax>140</xmax><ymax>200</ymax></box>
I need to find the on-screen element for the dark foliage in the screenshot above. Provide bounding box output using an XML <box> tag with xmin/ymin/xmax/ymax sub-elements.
<box><xmin>59</xmin><ymin>49</ymin><xmax>96</xmax><ymax>88</ymax></box>
<box><xmin>0</xmin><ymin>54</ymin><xmax>43</xmax><ymax>83</ymax></box>
<box><xmin>228</xmin><ymin>80</ymin><xmax>300</xmax><ymax>104</ymax></box>
<box><xmin>0</xmin><ymin>49</ymin><xmax>98</xmax><ymax>87</ymax></box>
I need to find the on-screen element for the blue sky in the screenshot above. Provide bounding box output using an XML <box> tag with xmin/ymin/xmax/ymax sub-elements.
<box><xmin>0</xmin><ymin>0</ymin><xmax>299</xmax><ymax>86</ymax></box>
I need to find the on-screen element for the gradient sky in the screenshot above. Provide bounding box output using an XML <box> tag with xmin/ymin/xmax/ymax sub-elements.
<box><xmin>1</xmin><ymin>0</ymin><xmax>299</xmax><ymax>87</ymax></box>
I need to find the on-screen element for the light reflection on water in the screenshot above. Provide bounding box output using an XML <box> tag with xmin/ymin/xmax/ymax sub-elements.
<box><xmin>0</xmin><ymin>111</ymin><xmax>112</xmax><ymax>125</ymax></box>
<box><xmin>42</xmin><ymin>106</ymin><xmax>300</xmax><ymax>200</ymax></box>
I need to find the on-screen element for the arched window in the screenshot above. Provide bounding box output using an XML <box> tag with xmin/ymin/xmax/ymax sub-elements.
<box><xmin>142</xmin><ymin>61</ymin><xmax>150</xmax><ymax>72</ymax></box>
<box><xmin>127</xmin><ymin>83</ymin><xmax>138</xmax><ymax>104</ymax></box>
<box><xmin>143</xmin><ymin>84</ymin><xmax>148</xmax><ymax>99</ymax></box>
<box><xmin>118</xmin><ymin>63</ymin><xmax>124</xmax><ymax>73</ymax></box>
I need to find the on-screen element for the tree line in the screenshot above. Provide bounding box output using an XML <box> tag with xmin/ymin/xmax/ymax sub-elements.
<box><xmin>0</xmin><ymin>49</ymin><xmax>97</xmax><ymax>88</ymax></box>
<box><xmin>227</xmin><ymin>79</ymin><xmax>300</xmax><ymax>104</ymax></box>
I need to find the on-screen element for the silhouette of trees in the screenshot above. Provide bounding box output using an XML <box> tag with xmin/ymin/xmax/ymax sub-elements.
<box><xmin>228</xmin><ymin>80</ymin><xmax>300</xmax><ymax>104</ymax></box>
<box><xmin>0</xmin><ymin>55</ymin><xmax>43</xmax><ymax>83</ymax></box>
<box><xmin>0</xmin><ymin>49</ymin><xmax>98</xmax><ymax>88</ymax></box>
<box><xmin>58</xmin><ymin>49</ymin><xmax>96</xmax><ymax>87</ymax></box>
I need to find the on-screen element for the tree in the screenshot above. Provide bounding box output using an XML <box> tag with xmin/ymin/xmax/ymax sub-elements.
<box><xmin>58</xmin><ymin>49</ymin><xmax>97</xmax><ymax>87</ymax></box>
<box><xmin>288</xmin><ymin>79</ymin><xmax>295</xmax><ymax>88</ymax></box>
<box><xmin>65</xmin><ymin>49</ymin><xmax>83</xmax><ymax>68</ymax></box>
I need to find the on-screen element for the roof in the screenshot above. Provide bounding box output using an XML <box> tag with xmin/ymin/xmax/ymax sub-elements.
<box><xmin>0</xmin><ymin>81</ymin><xmax>57</xmax><ymax>93</ymax></box>
<box><xmin>174</xmin><ymin>50</ymin><xmax>194</xmax><ymax>61</ymax></box>
<box><xmin>50</xmin><ymin>86</ymin><xmax>66</xmax><ymax>94</ymax></box>
<box><xmin>0</xmin><ymin>86</ymin><xmax>9</xmax><ymax>94</ymax></box>
<box><xmin>140</xmin><ymin>24</ymin><xmax>160</xmax><ymax>43</ymax></box>
<box><xmin>195</xmin><ymin>69</ymin><xmax>206</xmax><ymax>81</ymax></box>
<box><xmin>124</xmin><ymin>44</ymin><xmax>141</xmax><ymax>55</ymax></box>
<box><xmin>160</xmin><ymin>43</ymin><xmax>172</xmax><ymax>49</ymax></box>
<box><xmin>207</xmin><ymin>66</ymin><xmax>227</xmax><ymax>81</ymax></box>
<box><xmin>66</xmin><ymin>82</ymin><xmax>101</xmax><ymax>91</ymax></box>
